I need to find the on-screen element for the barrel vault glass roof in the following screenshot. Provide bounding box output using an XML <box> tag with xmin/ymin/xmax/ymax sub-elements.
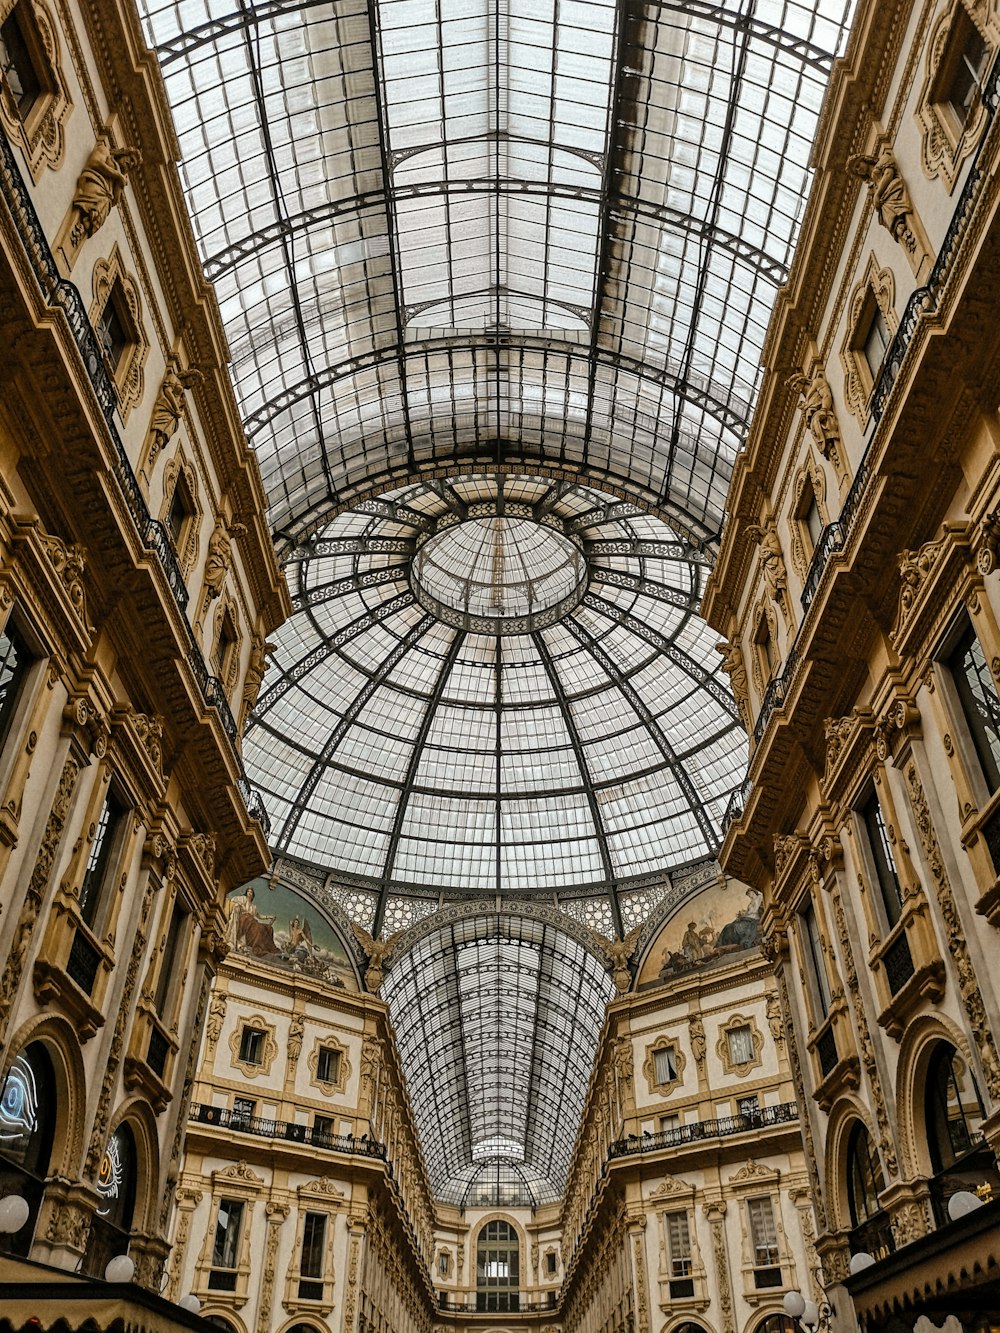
<box><xmin>133</xmin><ymin>0</ymin><xmax>857</xmax><ymax>1205</ymax></box>
<box><xmin>137</xmin><ymin>0</ymin><xmax>855</xmax><ymax>554</ymax></box>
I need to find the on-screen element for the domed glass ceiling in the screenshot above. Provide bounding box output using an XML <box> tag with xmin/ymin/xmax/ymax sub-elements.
<box><xmin>244</xmin><ymin>474</ymin><xmax>744</xmax><ymax>931</ymax></box>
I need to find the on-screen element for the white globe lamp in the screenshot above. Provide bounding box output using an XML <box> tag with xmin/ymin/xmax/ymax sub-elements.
<box><xmin>105</xmin><ymin>1253</ymin><xmax>136</xmax><ymax>1283</ymax></box>
<box><xmin>0</xmin><ymin>1195</ymin><xmax>29</xmax><ymax>1234</ymax></box>
<box><xmin>783</xmin><ymin>1291</ymin><xmax>807</xmax><ymax>1320</ymax></box>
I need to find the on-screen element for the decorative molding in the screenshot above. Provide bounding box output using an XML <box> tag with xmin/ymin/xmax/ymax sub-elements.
<box><xmin>0</xmin><ymin>0</ymin><xmax>71</xmax><ymax>179</ymax></box>
<box><xmin>716</xmin><ymin>1014</ymin><xmax>765</xmax><ymax>1078</ymax></box>
<box><xmin>840</xmin><ymin>256</ymin><xmax>897</xmax><ymax>420</ymax></box>
<box><xmin>642</xmin><ymin>1036</ymin><xmax>687</xmax><ymax>1096</ymax></box>
<box><xmin>916</xmin><ymin>0</ymin><xmax>997</xmax><ymax>189</ymax></box>
<box><xmin>228</xmin><ymin>1015</ymin><xmax>278</xmax><ymax>1080</ymax></box>
<box><xmin>306</xmin><ymin>1033</ymin><xmax>351</xmax><ymax>1095</ymax></box>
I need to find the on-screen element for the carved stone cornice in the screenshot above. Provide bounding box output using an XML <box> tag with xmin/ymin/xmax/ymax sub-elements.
<box><xmin>821</xmin><ymin>708</ymin><xmax>876</xmax><ymax>804</ymax></box>
<box><xmin>177</xmin><ymin>829</ymin><xmax>217</xmax><ymax>897</ymax></box>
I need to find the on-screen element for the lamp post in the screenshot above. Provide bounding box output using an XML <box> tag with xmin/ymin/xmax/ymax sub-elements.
<box><xmin>783</xmin><ymin>1286</ymin><xmax>834</xmax><ymax>1333</ymax></box>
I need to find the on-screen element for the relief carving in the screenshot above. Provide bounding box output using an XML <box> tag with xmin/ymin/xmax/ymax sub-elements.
<box><xmin>717</xmin><ymin>638</ymin><xmax>751</xmax><ymax>733</ymax></box>
<box><xmin>846</xmin><ymin>141</ymin><xmax>920</xmax><ymax>256</ymax></box>
<box><xmin>68</xmin><ymin>140</ymin><xmax>141</xmax><ymax>249</ymax></box>
<box><xmin>788</xmin><ymin>365</ymin><xmax>847</xmax><ymax>484</ymax></box>
<box><xmin>142</xmin><ymin>366</ymin><xmax>203</xmax><ymax>477</ymax></box>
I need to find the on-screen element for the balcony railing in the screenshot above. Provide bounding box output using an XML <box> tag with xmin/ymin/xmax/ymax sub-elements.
<box><xmin>438</xmin><ymin>1296</ymin><xmax>558</xmax><ymax>1314</ymax></box>
<box><xmin>189</xmin><ymin>1102</ymin><xmax>387</xmax><ymax>1157</ymax></box>
<box><xmin>608</xmin><ymin>1101</ymin><xmax>798</xmax><ymax>1159</ymax></box>
<box><xmin>0</xmin><ymin>128</ymin><xmax>269</xmax><ymax>836</ymax></box>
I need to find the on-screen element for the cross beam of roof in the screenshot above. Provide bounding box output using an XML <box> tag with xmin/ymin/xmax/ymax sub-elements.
<box><xmin>247</xmin><ymin>593</ymin><xmax>417</xmax><ymax>728</ymax></box>
<box><xmin>274</xmin><ymin>614</ymin><xmax>436</xmax><ymax>849</ymax></box>
<box><xmin>289</xmin><ymin>564</ymin><xmax>408</xmax><ymax>614</ymax></box>
<box><xmin>534</xmin><ymin>632</ymin><xmax>623</xmax><ymax>939</ymax></box>
<box><xmin>562</xmin><ymin>615</ymin><xmax>718</xmax><ymax>850</ymax></box>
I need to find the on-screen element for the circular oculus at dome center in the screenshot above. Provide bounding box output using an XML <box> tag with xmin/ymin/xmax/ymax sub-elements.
<box><xmin>410</xmin><ymin>515</ymin><xmax>588</xmax><ymax>632</ymax></box>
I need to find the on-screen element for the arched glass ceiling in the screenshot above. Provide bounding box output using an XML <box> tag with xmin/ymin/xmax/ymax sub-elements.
<box><xmin>137</xmin><ymin>0</ymin><xmax>855</xmax><ymax>551</ymax></box>
<box><xmin>380</xmin><ymin>911</ymin><xmax>616</xmax><ymax>1205</ymax></box>
<box><xmin>243</xmin><ymin>474</ymin><xmax>745</xmax><ymax>933</ymax></box>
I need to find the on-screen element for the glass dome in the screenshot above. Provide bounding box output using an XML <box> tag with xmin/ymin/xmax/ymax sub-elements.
<box><xmin>244</xmin><ymin>473</ymin><xmax>745</xmax><ymax>930</ymax></box>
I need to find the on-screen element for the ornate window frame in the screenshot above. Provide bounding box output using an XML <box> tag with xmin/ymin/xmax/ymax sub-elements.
<box><xmin>194</xmin><ymin>1162</ymin><xmax>262</xmax><ymax>1309</ymax></box>
<box><xmin>89</xmin><ymin>246</ymin><xmax>147</xmax><ymax>420</ymax></box>
<box><xmin>917</xmin><ymin>0</ymin><xmax>998</xmax><ymax>190</ymax></box>
<box><xmin>307</xmin><ymin>1034</ymin><xmax>350</xmax><ymax>1096</ymax></box>
<box><xmin>160</xmin><ymin>453</ymin><xmax>203</xmax><ymax>579</ymax></box>
<box><xmin>788</xmin><ymin>457</ymin><xmax>829</xmax><ymax>581</ymax></box>
<box><xmin>716</xmin><ymin>1014</ymin><xmax>764</xmax><ymax>1077</ymax></box>
<box><xmin>228</xmin><ymin>1016</ymin><xmax>277</xmax><ymax>1079</ymax></box>
<box><xmin>642</xmin><ymin>1037</ymin><xmax>687</xmax><ymax>1095</ymax></box>
<box><xmin>0</xmin><ymin>0</ymin><xmax>70</xmax><ymax>178</ymax></box>
<box><xmin>282</xmin><ymin>1178</ymin><xmax>343</xmax><ymax>1314</ymax></box>
<box><xmin>725</xmin><ymin>1161</ymin><xmax>792</xmax><ymax>1305</ymax></box>
<box><xmin>839</xmin><ymin>256</ymin><xmax>897</xmax><ymax>421</ymax></box>
<box><xmin>211</xmin><ymin>594</ymin><xmax>243</xmax><ymax>698</ymax></box>
<box><xmin>750</xmin><ymin>599</ymin><xmax>780</xmax><ymax>701</ymax></box>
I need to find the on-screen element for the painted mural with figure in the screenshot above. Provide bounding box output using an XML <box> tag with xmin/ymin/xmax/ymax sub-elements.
<box><xmin>224</xmin><ymin>878</ymin><xmax>355</xmax><ymax>988</ymax></box>
<box><xmin>637</xmin><ymin>879</ymin><xmax>763</xmax><ymax>985</ymax></box>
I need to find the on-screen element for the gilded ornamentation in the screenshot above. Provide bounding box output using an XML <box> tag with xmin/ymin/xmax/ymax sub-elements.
<box><xmin>352</xmin><ymin>924</ymin><xmax>400</xmax><ymax>992</ymax></box>
<box><xmin>905</xmin><ymin>762</ymin><xmax>1000</xmax><ymax>1097</ymax></box>
<box><xmin>69</xmin><ymin>140</ymin><xmax>141</xmax><ymax>247</ymax></box>
<box><xmin>0</xmin><ymin>755</ymin><xmax>80</xmax><ymax>1041</ymax></box>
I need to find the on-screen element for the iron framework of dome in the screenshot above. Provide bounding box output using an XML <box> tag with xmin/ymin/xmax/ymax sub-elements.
<box><xmin>245</xmin><ymin>474</ymin><xmax>744</xmax><ymax>934</ymax></box>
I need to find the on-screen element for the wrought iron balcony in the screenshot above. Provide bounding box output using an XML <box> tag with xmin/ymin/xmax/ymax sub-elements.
<box><xmin>608</xmin><ymin>1100</ymin><xmax>798</xmax><ymax>1159</ymax></box>
<box><xmin>189</xmin><ymin>1102</ymin><xmax>387</xmax><ymax>1157</ymax></box>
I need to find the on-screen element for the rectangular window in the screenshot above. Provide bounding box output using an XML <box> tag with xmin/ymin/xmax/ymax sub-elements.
<box><xmin>166</xmin><ymin>477</ymin><xmax>194</xmax><ymax>549</ymax></box>
<box><xmin>153</xmin><ymin>903</ymin><xmax>188</xmax><ymax>1017</ymax></box>
<box><xmin>659</xmin><ymin>1114</ymin><xmax>680</xmax><ymax>1136</ymax></box>
<box><xmin>232</xmin><ymin>1097</ymin><xmax>255</xmax><ymax>1129</ymax></box>
<box><xmin>0</xmin><ymin>2</ymin><xmax>45</xmax><ymax>117</ymax></box>
<box><xmin>213</xmin><ymin>609</ymin><xmax>238</xmax><ymax>681</ymax></box>
<box><xmin>653</xmin><ymin>1046</ymin><xmax>677</xmax><ymax>1084</ymax></box>
<box><xmin>78</xmin><ymin>788</ymin><xmax>125</xmax><ymax>928</ymax></box>
<box><xmin>738</xmin><ymin>1095</ymin><xmax>760</xmax><ymax>1119</ymax></box>
<box><xmin>210</xmin><ymin>1198</ymin><xmax>244</xmax><ymax>1284</ymax></box>
<box><xmin>942</xmin><ymin>9</ymin><xmax>989</xmax><ymax>128</ymax></box>
<box><xmin>545</xmin><ymin>1251</ymin><xmax>557</xmax><ymax>1276</ymax></box>
<box><xmin>727</xmin><ymin>1025</ymin><xmax>755</xmax><ymax>1066</ymax></box>
<box><xmin>804</xmin><ymin>495</ymin><xmax>824</xmax><ymax>550</ymax></box>
<box><xmin>665</xmin><ymin>1211</ymin><xmax>692</xmax><ymax>1278</ymax></box>
<box><xmin>748</xmin><ymin>1196</ymin><xmax>779</xmax><ymax>1266</ymax></box>
<box><xmin>861</xmin><ymin>301</ymin><xmax>891</xmax><ymax>382</ymax></box>
<box><xmin>861</xmin><ymin>790</ymin><xmax>903</xmax><ymax>928</ymax></box>
<box><xmin>299</xmin><ymin>1211</ymin><xmax>326</xmax><ymax>1299</ymax></box>
<box><xmin>317</xmin><ymin>1046</ymin><xmax>341</xmax><ymax>1084</ymax></box>
<box><xmin>96</xmin><ymin>282</ymin><xmax>131</xmax><ymax>372</ymax></box>
<box><xmin>948</xmin><ymin>623</ymin><xmax>1000</xmax><ymax>793</ymax></box>
<box><xmin>0</xmin><ymin>621</ymin><xmax>30</xmax><ymax>753</ymax></box>
<box><xmin>312</xmin><ymin>1113</ymin><xmax>334</xmax><ymax>1143</ymax></box>
<box><xmin>238</xmin><ymin>1026</ymin><xmax>265</xmax><ymax>1066</ymax></box>
<box><xmin>802</xmin><ymin>900</ymin><xmax>833</xmax><ymax>1018</ymax></box>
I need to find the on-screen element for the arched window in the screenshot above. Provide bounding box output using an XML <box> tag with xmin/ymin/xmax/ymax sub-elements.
<box><xmin>0</xmin><ymin>1044</ymin><xmax>55</xmax><ymax>1255</ymax></box>
<box><xmin>845</xmin><ymin>1121</ymin><xmax>893</xmax><ymax>1260</ymax></box>
<box><xmin>924</xmin><ymin>1042</ymin><xmax>1000</xmax><ymax>1223</ymax></box>
<box><xmin>476</xmin><ymin>1219</ymin><xmax>520</xmax><ymax>1312</ymax></box>
<box><xmin>926</xmin><ymin>1044</ymin><xmax>985</xmax><ymax>1172</ymax></box>
<box><xmin>83</xmin><ymin>1123</ymin><xmax>137</xmax><ymax>1275</ymax></box>
<box><xmin>754</xmin><ymin>1317</ymin><xmax>797</xmax><ymax>1333</ymax></box>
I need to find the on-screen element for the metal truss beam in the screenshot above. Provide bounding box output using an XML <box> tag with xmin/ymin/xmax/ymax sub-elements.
<box><xmin>284</xmin><ymin>535</ymin><xmax>416</xmax><ymax>561</ymax></box>
<box><xmin>562</xmin><ymin>617</ymin><xmax>718</xmax><ymax>850</ymax></box>
<box><xmin>533</xmin><ymin>632</ymin><xmax>624</xmax><ymax>939</ymax></box>
<box><xmin>582</xmin><ymin>591</ymin><xmax>738</xmax><ymax>721</ymax></box>
<box><xmin>289</xmin><ymin>563</ymin><xmax>408</xmax><ymax>614</ymax></box>
<box><xmin>584</xmin><ymin>538</ymin><xmax>713</xmax><ymax>566</ymax></box>
<box><xmin>274</xmin><ymin>614</ymin><xmax>436</xmax><ymax>851</ymax></box>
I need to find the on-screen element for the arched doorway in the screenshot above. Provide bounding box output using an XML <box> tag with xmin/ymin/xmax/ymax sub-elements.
<box><xmin>0</xmin><ymin>1044</ymin><xmax>55</xmax><ymax>1256</ymax></box>
<box><xmin>83</xmin><ymin>1123</ymin><xmax>137</xmax><ymax>1274</ymax></box>
<box><xmin>846</xmin><ymin>1120</ymin><xmax>893</xmax><ymax>1259</ymax></box>
<box><xmin>924</xmin><ymin>1042</ymin><xmax>1000</xmax><ymax>1223</ymax></box>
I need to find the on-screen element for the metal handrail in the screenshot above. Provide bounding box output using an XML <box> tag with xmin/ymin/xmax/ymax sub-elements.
<box><xmin>608</xmin><ymin>1100</ymin><xmax>799</xmax><ymax>1158</ymax></box>
<box><xmin>189</xmin><ymin>1102</ymin><xmax>387</xmax><ymax>1157</ymax></box>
